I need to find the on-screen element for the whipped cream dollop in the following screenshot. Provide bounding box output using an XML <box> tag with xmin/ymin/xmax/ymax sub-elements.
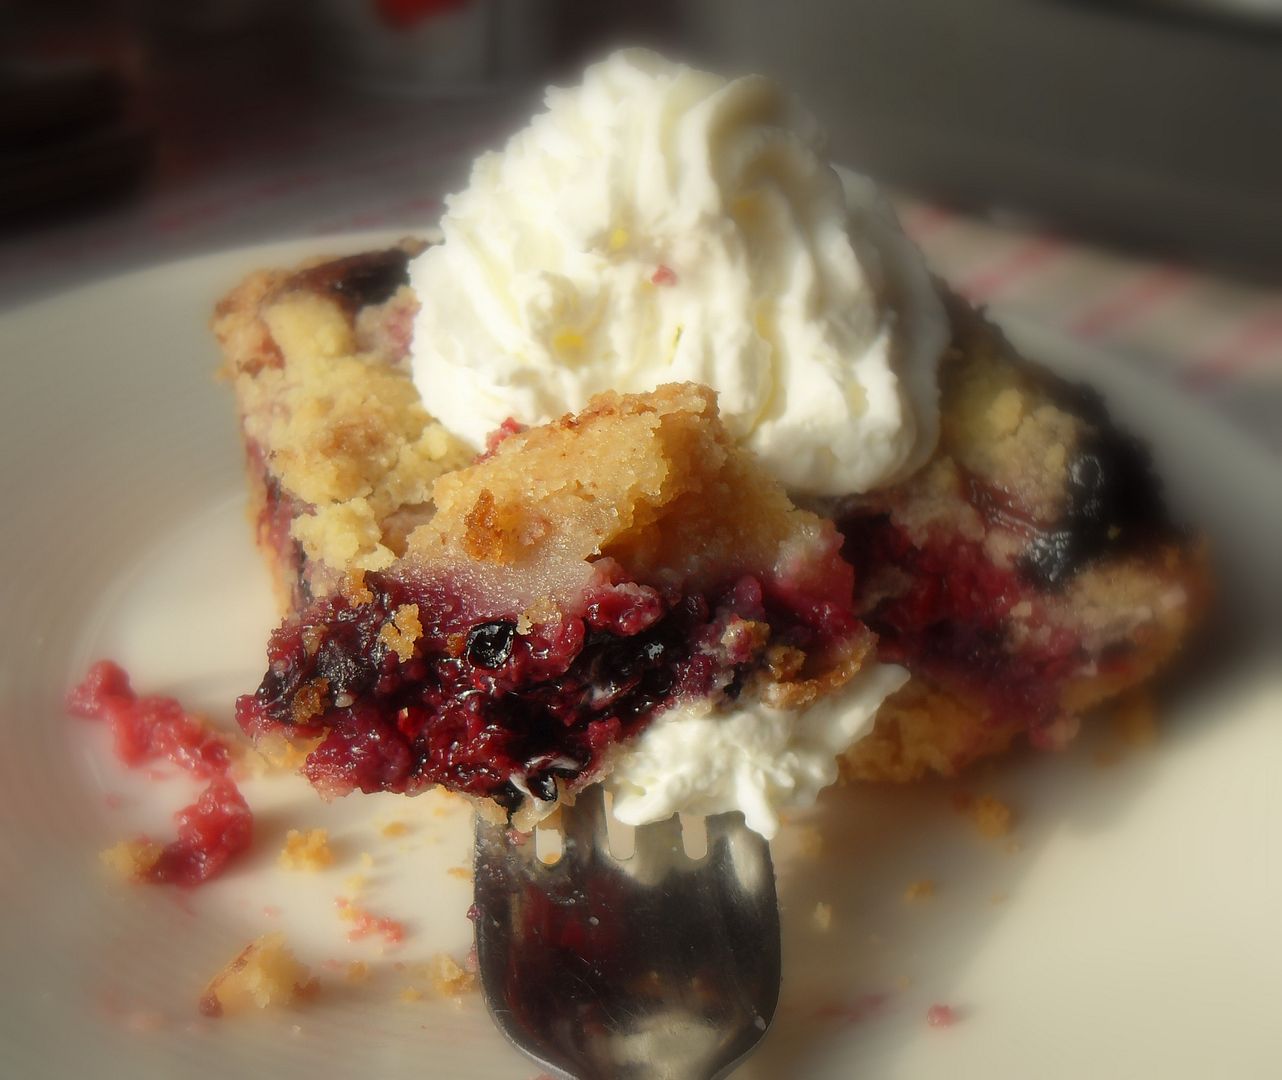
<box><xmin>607</xmin><ymin>663</ymin><xmax>910</xmax><ymax>839</ymax></box>
<box><xmin>410</xmin><ymin>48</ymin><xmax>948</xmax><ymax>496</ymax></box>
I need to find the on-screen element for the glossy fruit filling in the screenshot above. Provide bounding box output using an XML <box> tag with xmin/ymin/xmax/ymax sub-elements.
<box><xmin>840</xmin><ymin>513</ymin><xmax>1089</xmax><ymax>724</ymax></box>
<box><xmin>68</xmin><ymin>660</ymin><xmax>235</xmax><ymax>779</ymax></box>
<box><xmin>144</xmin><ymin>776</ymin><xmax>253</xmax><ymax>887</ymax></box>
<box><xmin>237</xmin><ymin>562</ymin><xmax>859</xmax><ymax>812</ymax></box>
<box><xmin>69</xmin><ymin>661</ymin><xmax>253</xmax><ymax>886</ymax></box>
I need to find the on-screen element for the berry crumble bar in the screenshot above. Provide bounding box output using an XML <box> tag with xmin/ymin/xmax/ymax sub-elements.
<box><xmin>215</xmin><ymin>244</ymin><xmax>1206</xmax><ymax>817</ymax></box>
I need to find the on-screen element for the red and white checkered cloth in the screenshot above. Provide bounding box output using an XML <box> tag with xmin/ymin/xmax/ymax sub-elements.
<box><xmin>895</xmin><ymin>201</ymin><xmax>1282</xmax><ymax>452</ymax></box>
<box><xmin>1</xmin><ymin>91</ymin><xmax>1277</xmax><ymax>453</ymax></box>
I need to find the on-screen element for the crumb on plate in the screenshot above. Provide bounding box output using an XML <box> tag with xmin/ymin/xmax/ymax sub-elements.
<box><xmin>953</xmin><ymin>792</ymin><xmax>1014</xmax><ymax>838</ymax></box>
<box><xmin>903</xmin><ymin>879</ymin><xmax>937</xmax><ymax>902</ymax></box>
<box><xmin>394</xmin><ymin>955</ymin><xmax>476</xmax><ymax>1000</ymax></box>
<box><xmin>100</xmin><ymin>839</ymin><xmax>163</xmax><ymax>881</ymax></box>
<box><xmin>279</xmin><ymin>828</ymin><xmax>334</xmax><ymax>871</ymax></box>
<box><xmin>424</xmin><ymin>953</ymin><xmax>476</xmax><ymax>998</ymax></box>
<box><xmin>199</xmin><ymin>932</ymin><xmax>317</xmax><ymax>1017</ymax></box>
<box><xmin>335</xmin><ymin>897</ymin><xmax>406</xmax><ymax>947</ymax></box>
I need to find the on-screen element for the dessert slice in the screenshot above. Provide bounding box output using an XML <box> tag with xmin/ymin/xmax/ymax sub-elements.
<box><xmin>235</xmin><ymin>384</ymin><xmax>884</xmax><ymax>830</ymax></box>
<box><xmin>214</xmin><ymin>242</ymin><xmax>472</xmax><ymax>611</ymax></box>
<box><xmin>838</xmin><ymin>299</ymin><xmax>1207</xmax><ymax>781</ymax></box>
<box><xmin>216</xmin><ymin>247</ymin><xmax>1206</xmax><ymax>793</ymax></box>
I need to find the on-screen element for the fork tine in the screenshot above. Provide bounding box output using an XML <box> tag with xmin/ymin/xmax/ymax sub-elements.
<box><xmin>474</xmin><ymin>789</ymin><xmax>781</xmax><ymax>1080</ymax></box>
<box><xmin>628</xmin><ymin>811</ymin><xmax>685</xmax><ymax>883</ymax></box>
<box><xmin>705</xmin><ymin>812</ymin><xmax>773</xmax><ymax>893</ymax></box>
<box><xmin>560</xmin><ymin>783</ymin><xmax>609</xmax><ymax>856</ymax></box>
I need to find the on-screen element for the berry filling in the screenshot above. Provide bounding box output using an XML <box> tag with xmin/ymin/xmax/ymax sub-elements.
<box><xmin>146</xmin><ymin>776</ymin><xmax>253</xmax><ymax>887</ymax></box>
<box><xmin>286</xmin><ymin>247</ymin><xmax>412</xmax><ymax>315</ymax></box>
<box><xmin>840</xmin><ymin>510</ymin><xmax>1149</xmax><ymax>728</ymax></box>
<box><xmin>237</xmin><ymin>561</ymin><xmax>859</xmax><ymax>813</ymax></box>
<box><xmin>835</xmin><ymin>378</ymin><xmax>1182</xmax><ymax>732</ymax></box>
<box><xmin>69</xmin><ymin>661</ymin><xmax>253</xmax><ymax>886</ymax></box>
<box><xmin>68</xmin><ymin>660</ymin><xmax>235</xmax><ymax>779</ymax></box>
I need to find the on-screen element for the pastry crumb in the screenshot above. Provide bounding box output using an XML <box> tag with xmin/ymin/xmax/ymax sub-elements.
<box><xmin>378</xmin><ymin>604</ymin><xmax>422</xmax><ymax>663</ymax></box>
<box><xmin>379</xmin><ymin>820</ymin><xmax>410</xmax><ymax>838</ymax></box>
<box><xmin>278</xmin><ymin>828</ymin><xmax>334</xmax><ymax>871</ymax></box>
<box><xmin>340</xmin><ymin>570</ymin><xmax>375</xmax><ymax>606</ymax></box>
<box><xmin>335</xmin><ymin>897</ymin><xmax>406</xmax><ymax>947</ymax></box>
<box><xmin>424</xmin><ymin>953</ymin><xmax>476</xmax><ymax>998</ymax></box>
<box><xmin>100</xmin><ymin>839</ymin><xmax>163</xmax><ymax>881</ymax></box>
<box><xmin>446</xmin><ymin>865</ymin><xmax>472</xmax><ymax>882</ymax></box>
<box><xmin>953</xmin><ymin>792</ymin><xmax>1014</xmax><ymax>838</ymax></box>
<box><xmin>392</xmin><ymin>956</ymin><xmax>476</xmax><ymax>1000</ymax></box>
<box><xmin>249</xmin><ymin>732</ymin><xmax>316</xmax><ymax>774</ymax></box>
<box><xmin>812</xmin><ymin>902</ymin><xmax>833</xmax><ymax>931</ymax></box>
<box><xmin>903</xmin><ymin>879</ymin><xmax>937</xmax><ymax>902</ymax></box>
<box><xmin>199</xmin><ymin>933</ymin><xmax>317</xmax><ymax>1017</ymax></box>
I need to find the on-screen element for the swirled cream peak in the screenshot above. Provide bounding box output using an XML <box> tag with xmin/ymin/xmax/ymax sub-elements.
<box><xmin>410</xmin><ymin>49</ymin><xmax>947</xmax><ymax>495</ymax></box>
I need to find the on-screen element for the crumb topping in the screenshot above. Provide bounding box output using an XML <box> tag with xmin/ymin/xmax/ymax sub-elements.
<box><xmin>415</xmin><ymin>383</ymin><xmax>850</xmax><ymax>606</ymax></box>
<box><xmin>214</xmin><ymin>251</ymin><xmax>472</xmax><ymax>589</ymax></box>
<box><xmin>378</xmin><ymin>604</ymin><xmax>423</xmax><ymax>662</ymax></box>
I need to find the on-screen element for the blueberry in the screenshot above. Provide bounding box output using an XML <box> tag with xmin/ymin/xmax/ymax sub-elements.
<box><xmin>526</xmin><ymin>772</ymin><xmax>558</xmax><ymax>802</ymax></box>
<box><xmin>467</xmin><ymin>621</ymin><xmax>517</xmax><ymax>669</ymax></box>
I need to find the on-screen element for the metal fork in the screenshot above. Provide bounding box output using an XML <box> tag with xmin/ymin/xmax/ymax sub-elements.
<box><xmin>473</xmin><ymin>786</ymin><xmax>781</xmax><ymax>1080</ymax></box>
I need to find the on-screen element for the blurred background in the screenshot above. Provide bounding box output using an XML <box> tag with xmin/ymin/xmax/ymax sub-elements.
<box><xmin>2</xmin><ymin>0</ymin><xmax>1279</xmax><ymax>440</ymax></box>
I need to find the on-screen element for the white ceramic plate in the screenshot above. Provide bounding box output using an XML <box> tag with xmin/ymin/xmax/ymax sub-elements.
<box><xmin>1</xmin><ymin>237</ymin><xmax>1279</xmax><ymax>1080</ymax></box>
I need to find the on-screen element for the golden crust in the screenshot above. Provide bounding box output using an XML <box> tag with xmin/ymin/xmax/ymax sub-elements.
<box><xmin>841</xmin><ymin>679</ymin><xmax>1020</xmax><ymax>783</ymax></box>
<box><xmin>414</xmin><ymin>383</ymin><xmax>845</xmax><ymax>600</ymax></box>
<box><xmin>214</xmin><ymin>247</ymin><xmax>471</xmax><ymax>603</ymax></box>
